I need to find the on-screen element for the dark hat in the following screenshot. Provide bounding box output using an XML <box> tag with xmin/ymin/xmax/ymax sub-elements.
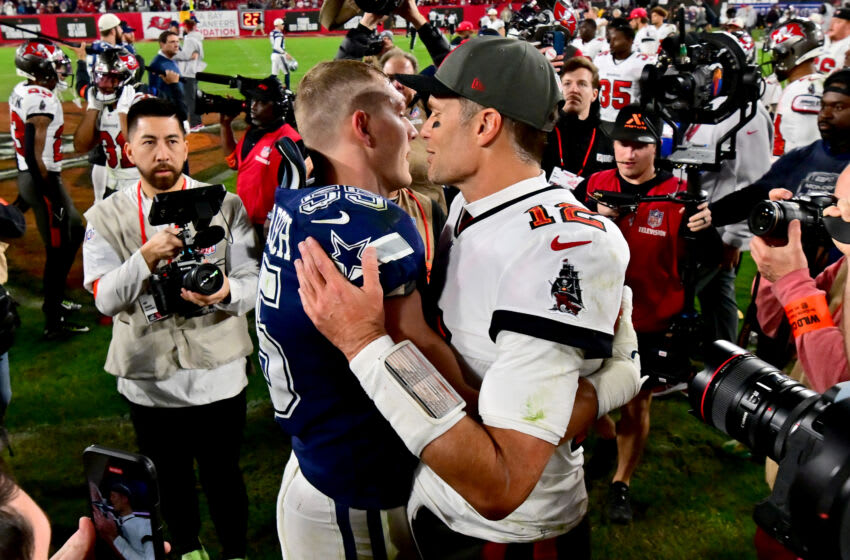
<box><xmin>824</xmin><ymin>68</ymin><xmax>850</xmax><ymax>96</ymax></box>
<box><xmin>834</xmin><ymin>7</ymin><xmax>850</xmax><ymax>20</ymax></box>
<box><xmin>120</xmin><ymin>21</ymin><xmax>135</xmax><ymax>32</ymax></box>
<box><xmin>394</xmin><ymin>37</ymin><xmax>563</xmax><ymax>131</ymax></box>
<box><xmin>246</xmin><ymin>76</ymin><xmax>285</xmax><ymax>102</ymax></box>
<box><xmin>609</xmin><ymin>105</ymin><xmax>660</xmax><ymax>144</ymax></box>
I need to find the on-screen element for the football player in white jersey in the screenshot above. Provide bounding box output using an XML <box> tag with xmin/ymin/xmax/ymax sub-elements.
<box><xmin>570</xmin><ymin>19</ymin><xmax>608</xmax><ymax>60</ymax></box>
<box><xmin>294</xmin><ymin>37</ymin><xmax>641</xmax><ymax>559</ymax></box>
<box><xmin>9</xmin><ymin>39</ymin><xmax>88</xmax><ymax>338</ymax></box>
<box><xmin>765</xmin><ymin>18</ymin><xmax>825</xmax><ymax>157</ymax></box>
<box><xmin>270</xmin><ymin>18</ymin><xmax>297</xmax><ymax>80</ymax></box>
<box><xmin>651</xmin><ymin>7</ymin><xmax>677</xmax><ymax>41</ymax></box>
<box><xmin>629</xmin><ymin>8</ymin><xmax>658</xmax><ymax>54</ymax></box>
<box><xmin>595</xmin><ymin>19</ymin><xmax>656</xmax><ymax>124</ymax></box>
<box><xmin>73</xmin><ymin>48</ymin><xmax>141</xmax><ymax>202</ymax></box>
<box><xmin>815</xmin><ymin>8</ymin><xmax>850</xmax><ymax>74</ymax></box>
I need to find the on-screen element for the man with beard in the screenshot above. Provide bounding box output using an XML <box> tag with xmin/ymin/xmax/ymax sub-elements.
<box><xmin>711</xmin><ymin>69</ymin><xmax>850</xmax><ymax>230</ymax></box>
<box><xmin>82</xmin><ymin>98</ymin><xmax>259</xmax><ymax>560</ymax></box>
<box><xmin>220</xmin><ymin>76</ymin><xmax>307</xmax><ymax>240</ymax></box>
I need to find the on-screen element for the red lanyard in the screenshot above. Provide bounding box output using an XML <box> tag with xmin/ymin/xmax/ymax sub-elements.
<box><xmin>555</xmin><ymin>127</ymin><xmax>596</xmax><ymax>176</ymax></box>
<box><xmin>137</xmin><ymin>178</ymin><xmax>186</xmax><ymax>245</ymax></box>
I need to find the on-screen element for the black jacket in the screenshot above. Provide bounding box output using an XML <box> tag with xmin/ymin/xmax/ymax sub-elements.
<box><xmin>542</xmin><ymin>103</ymin><xmax>615</xmax><ymax>200</ymax></box>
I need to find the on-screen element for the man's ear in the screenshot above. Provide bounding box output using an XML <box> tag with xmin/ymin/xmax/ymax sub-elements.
<box><xmin>124</xmin><ymin>141</ymin><xmax>136</xmax><ymax>165</ymax></box>
<box><xmin>475</xmin><ymin>108</ymin><xmax>503</xmax><ymax>147</ymax></box>
<box><xmin>351</xmin><ymin>109</ymin><xmax>376</xmax><ymax>148</ymax></box>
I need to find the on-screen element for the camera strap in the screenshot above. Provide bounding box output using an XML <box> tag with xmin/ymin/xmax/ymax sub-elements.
<box><xmin>136</xmin><ymin>178</ymin><xmax>187</xmax><ymax>245</ymax></box>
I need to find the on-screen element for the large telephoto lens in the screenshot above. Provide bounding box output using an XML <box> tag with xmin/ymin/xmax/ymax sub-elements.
<box><xmin>689</xmin><ymin>340</ymin><xmax>819</xmax><ymax>460</ymax></box>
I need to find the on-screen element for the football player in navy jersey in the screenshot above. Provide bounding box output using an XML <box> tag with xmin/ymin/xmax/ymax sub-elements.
<box><xmin>294</xmin><ymin>39</ymin><xmax>642</xmax><ymax>559</ymax></box>
<box><xmin>256</xmin><ymin>60</ymin><xmax>476</xmax><ymax>559</ymax></box>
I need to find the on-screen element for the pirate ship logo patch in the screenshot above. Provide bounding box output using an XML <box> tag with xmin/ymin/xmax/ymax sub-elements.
<box><xmin>550</xmin><ymin>258</ymin><xmax>584</xmax><ymax>316</ymax></box>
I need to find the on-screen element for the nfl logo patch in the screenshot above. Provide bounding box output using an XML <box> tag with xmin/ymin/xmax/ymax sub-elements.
<box><xmin>647</xmin><ymin>209</ymin><xmax>664</xmax><ymax>228</ymax></box>
<box><xmin>261</xmin><ymin>146</ymin><xmax>272</xmax><ymax>158</ymax></box>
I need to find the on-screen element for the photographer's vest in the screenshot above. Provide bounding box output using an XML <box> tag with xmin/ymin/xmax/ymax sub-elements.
<box><xmin>84</xmin><ymin>178</ymin><xmax>254</xmax><ymax>380</ymax></box>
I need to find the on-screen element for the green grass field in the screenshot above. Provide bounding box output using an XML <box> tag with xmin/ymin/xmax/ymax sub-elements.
<box><xmin>0</xmin><ymin>35</ymin><xmax>436</xmax><ymax>99</ymax></box>
<box><xmin>0</xmin><ymin>35</ymin><xmax>775</xmax><ymax>559</ymax></box>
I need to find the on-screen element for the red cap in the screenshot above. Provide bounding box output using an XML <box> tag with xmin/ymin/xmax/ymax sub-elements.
<box><xmin>629</xmin><ymin>7</ymin><xmax>647</xmax><ymax>19</ymax></box>
<box><xmin>457</xmin><ymin>20</ymin><xmax>473</xmax><ymax>31</ymax></box>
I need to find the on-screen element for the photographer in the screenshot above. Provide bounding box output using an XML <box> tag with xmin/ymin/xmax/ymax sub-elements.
<box><xmin>753</xmin><ymin>167</ymin><xmax>850</xmax><ymax>394</ymax></box>
<box><xmin>82</xmin><ymin>98</ymin><xmax>259</xmax><ymax>560</ymax></box>
<box><xmin>712</xmin><ymin>70</ymin><xmax>850</xmax><ymax>231</ymax></box>
<box><xmin>584</xmin><ymin>106</ymin><xmax>715</xmax><ymax>524</ymax></box>
<box><xmin>220</xmin><ymin>76</ymin><xmax>307</xmax><ymax>240</ymax></box>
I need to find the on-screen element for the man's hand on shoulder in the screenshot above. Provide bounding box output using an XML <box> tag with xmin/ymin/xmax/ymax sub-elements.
<box><xmin>295</xmin><ymin>237</ymin><xmax>387</xmax><ymax>361</ymax></box>
<box><xmin>181</xmin><ymin>274</ymin><xmax>230</xmax><ymax>307</ymax></box>
<box><xmin>141</xmin><ymin>227</ymin><xmax>184</xmax><ymax>272</ymax></box>
<box><xmin>750</xmin><ymin>219</ymin><xmax>809</xmax><ymax>282</ymax></box>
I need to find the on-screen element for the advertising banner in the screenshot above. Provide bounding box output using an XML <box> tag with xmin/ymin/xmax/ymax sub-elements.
<box><xmin>284</xmin><ymin>10</ymin><xmax>320</xmax><ymax>33</ymax></box>
<box><xmin>55</xmin><ymin>14</ymin><xmax>98</xmax><ymax>40</ymax></box>
<box><xmin>142</xmin><ymin>10</ymin><xmax>238</xmax><ymax>40</ymax></box>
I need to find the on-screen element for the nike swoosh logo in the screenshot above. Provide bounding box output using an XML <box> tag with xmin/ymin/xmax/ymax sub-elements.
<box><xmin>312</xmin><ymin>211</ymin><xmax>350</xmax><ymax>225</ymax></box>
<box><xmin>551</xmin><ymin>238</ymin><xmax>592</xmax><ymax>251</ymax></box>
<box><xmin>746</xmin><ymin>130</ymin><xmax>758</xmax><ymax>135</ymax></box>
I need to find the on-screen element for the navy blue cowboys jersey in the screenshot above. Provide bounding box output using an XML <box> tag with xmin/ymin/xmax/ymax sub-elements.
<box><xmin>257</xmin><ymin>185</ymin><xmax>425</xmax><ymax>509</ymax></box>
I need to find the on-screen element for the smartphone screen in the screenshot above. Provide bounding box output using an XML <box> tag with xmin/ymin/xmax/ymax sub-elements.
<box><xmin>83</xmin><ymin>445</ymin><xmax>166</xmax><ymax>560</ymax></box>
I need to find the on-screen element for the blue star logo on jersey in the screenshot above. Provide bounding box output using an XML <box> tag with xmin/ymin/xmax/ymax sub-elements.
<box><xmin>329</xmin><ymin>230</ymin><xmax>371</xmax><ymax>282</ymax></box>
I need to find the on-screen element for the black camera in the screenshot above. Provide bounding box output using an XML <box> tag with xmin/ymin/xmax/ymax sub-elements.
<box><xmin>691</xmin><ymin>340</ymin><xmax>850</xmax><ymax>560</ymax></box>
<box><xmin>195</xmin><ymin>91</ymin><xmax>246</xmax><ymax>117</ymax></box>
<box><xmin>147</xmin><ymin>185</ymin><xmax>227</xmax><ymax>319</ymax></box>
<box><xmin>196</xmin><ymin>71</ymin><xmax>296</xmax><ymax>127</ymax></box>
<box><xmin>748</xmin><ymin>194</ymin><xmax>834</xmax><ymax>247</ymax></box>
<box><xmin>640</xmin><ymin>30</ymin><xmax>762</xmax><ymax>126</ymax></box>
<box><xmin>508</xmin><ymin>1</ymin><xmax>572</xmax><ymax>49</ymax></box>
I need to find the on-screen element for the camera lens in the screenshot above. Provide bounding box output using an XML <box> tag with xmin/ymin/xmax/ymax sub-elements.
<box><xmin>183</xmin><ymin>263</ymin><xmax>224</xmax><ymax>296</ymax></box>
<box><xmin>689</xmin><ymin>340</ymin><xmax>819</xmax><ymax>460</ymax></box>
<box><xmin>748</xmin><ymin>200</ymin><xmax>781</xmax><ymax>236</ymax></box>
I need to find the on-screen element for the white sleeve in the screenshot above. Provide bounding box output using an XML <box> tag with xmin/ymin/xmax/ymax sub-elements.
<box><xmin>116</xmin><ymin>85</ymin><xmax>136</xmax><ymax>114</ymax></box>
<box><xmin>82</xmin><ymin>223</ymin><xmax>153</xmax><ymax>317</ymax></box>
<box><xmin>21</xmin><ymin>88</ymin><xmax>55</xmax><ymax>120</ymax></box>
<box><xmin>490</xmin><ymin>207</ymin><xmax>628</xmax><ymax>359</ymax></box>
<box><xmin>478</xmin><ymin>331</ymin><xmax>586</xmax><ymax>445</ymax></box>
<box><xmin>217</xmin><ymin>198</ymin><xmax>261</xmax><ymax>316</ymax></box>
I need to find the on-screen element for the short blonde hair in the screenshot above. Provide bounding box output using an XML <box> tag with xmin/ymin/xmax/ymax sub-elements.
<box><xmin>294</xmin><ymin>60</ymin><xmax>389</xmax><ymax>153</ymax></box>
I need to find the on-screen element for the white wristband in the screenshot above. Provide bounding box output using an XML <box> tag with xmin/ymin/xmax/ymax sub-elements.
<box><xmin>586</xmin><ymin>286</ymin><xmax>642</xmax><ymax>418</ymax></box>
<box><xmin>349</xmin><ymin>336</ymin><xmax>466</xmax><ymax>456</ymax></box>
<box><xmin>586</xmin><ymin>356</ymin><xmax>642</xmax><ymax>418</ymax></box>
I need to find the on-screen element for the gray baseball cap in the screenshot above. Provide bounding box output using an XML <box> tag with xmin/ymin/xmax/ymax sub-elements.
<box><xmin>394</xmin><ymin>37</ymin><xmax>563</xmax><ymax>132</ymax></box>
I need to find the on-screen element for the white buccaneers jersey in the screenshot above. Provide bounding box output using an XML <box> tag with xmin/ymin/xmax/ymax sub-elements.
<box><xmin>773</xmin><ymin>73</ymin><xmax>823</xmax><ymax>157</ymax></box>
<box><xmin>410</xmin><ymin>174</ymin><xmax>629</xmax><ymax>542</ymax></box>
<box><xmin>762</xmin><ymin>73</ymin><xmax>782</xmax><ymax>113</ymax></box>
<box><xmin>99</xmin><ymin>85</ymin><xmax>139</xmax><ymax>184</ymax></box>
<box><xmin>815</xmin><ymin>35</ymin><xmax>850</xmax><ymax>74</ymax></box>
<box><xmin>594</xmin><ymin>51</ymin><xmax>656</xmax><ymax>122</ymax></box>
<box><xmin>571</xmin><ymin>37</ymin><xmax>608</xmax><ymax>60</ymax></box>
<box><xmin>656</xmin><ymin>23</ymin><xmax>677</xmax><ymax>41</ymax></box>
<box><xmin>634</xmin><ymin>25</ymin><xmax>659</xmax><ymax>54</ymax></box>
<box><xmin>9</xmin><ymin>81</ymin><xmax>63</xmax><ymax>173</ymax></box>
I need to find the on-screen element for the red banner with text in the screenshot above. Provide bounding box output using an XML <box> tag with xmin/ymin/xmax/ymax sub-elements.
<box><xmin>0</xmin><ymin>5</ymin><xmax>498</xmax><ymax>45</ymax></box>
